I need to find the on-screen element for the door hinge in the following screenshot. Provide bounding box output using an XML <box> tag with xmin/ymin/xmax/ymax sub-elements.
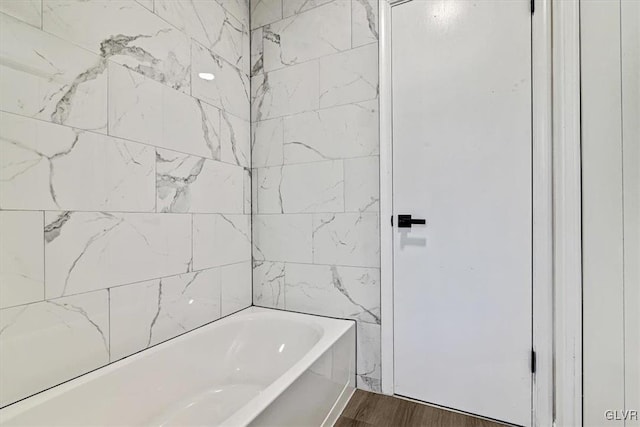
<box><xmin>531</xmin><ymin>0</ymin><xmax>535</xmax><ymax>14</ymax></box>
<box><xmin>531</xmin><ymin>349</ymin><xmax>537</xmax><ymax>374</ymax></box>
<box><xmin>390</xmin><ymin>215</ymin><xmax>394</xmax><ymax>226</ymax></box>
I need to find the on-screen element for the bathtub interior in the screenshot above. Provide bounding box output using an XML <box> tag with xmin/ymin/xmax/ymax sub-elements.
<box><xmin>0</xmin><ymin>308</ymin><xmax>354</xmax><ymax>427</ymax></box>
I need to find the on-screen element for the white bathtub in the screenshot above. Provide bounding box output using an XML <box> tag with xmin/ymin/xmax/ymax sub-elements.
<box><xmin>0</xmin><ymin>307</ymin><xmax>356</xmax><ymax>426</ymax></box>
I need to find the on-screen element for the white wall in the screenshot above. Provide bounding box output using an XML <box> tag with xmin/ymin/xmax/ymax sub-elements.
<box><xmin>249</xmin><ymin>0</ymin><xmax>382</xmax><ymax>392</ymax></box>
<box><xmin>581</xmin><ymin>0</ymin><xmax>639</xmax><ymax>425</ymax></box>
<box><xmin>0</xmin><ymin>0</ymin><xmax>251</xmax><ymax>407</ymax></box>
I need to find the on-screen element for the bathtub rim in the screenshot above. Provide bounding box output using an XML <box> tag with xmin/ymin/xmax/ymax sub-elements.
<box><xmin>0</xmin><ymin>306</ymin><xmax>356</xmax><ymax>426</ymax></box>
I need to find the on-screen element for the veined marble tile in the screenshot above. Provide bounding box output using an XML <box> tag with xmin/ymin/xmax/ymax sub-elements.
<box><xmin>0</xmin><ymin>112</ymin><xmax>155</xmax><ymax>212</ymax></box>
<box><xmin>312</xmin><ymin>213</ymin><xmax>380</xmax><ymax>268</ymax></box>
<box><xmin>282</xmin><ymin>0</ymin><xmax>333</xmax><ymax>17</ymax></box>
<box><xmin>253</xmin><ymin>214</ymin><xmax>312</xmax><ymax>263</ymax></box>
<box><xmin>0</xmin><ymin>211</ymin><xmax>44</xmax><ymax>309</ymax></box>
<box><xmin>352</xmin><ymin>0</ymin><xmax>379</xmax><ymax>48</ymax></box>
<box><xmin>250</xmin><ymin>0</ymin><xmax>282</xmax><ymax>29</ymax></box>
<box><xmin>43</xmin><ymin>0</ymin><xmax>190</xmax><ymax>93</ymax></box>
<box><xmin>109</xmin><ymin>268</ymin><xmax>221</xmax><ymax>362</ymax></box>
<box><xmin>244</xmin><ymin>168</ymin><xmax>252</xmax><ymax>214</ymax></box>
<box><xmin>251</xmin><ymin>168</ymin><xmax>258</xmax><ymax>214</ymax></box>
<box><xmin>44</xmin><ymin>212</ymin><xmax>191</xmax><ymax>299</ymax></box>
<box><xmin>256</xmin><ymin>161</ymin><xmax>344</xmax><ymax>213</ymax></box>
<box><xmin>0</xmin><ymin>13</ymin><xmax>107</xmax><ymax>132</ymax></box>
<box><xmin>192</xmin><ymin>42</ymin><xmax>250</xmax><ymax>121</ymax></box>
<box><xmin>108</xmin><ymin>63</ymin><xmax>222</xmax><ymax>160</ymax></box>
<box><xmin>193</xmin><ymin>214</ymin><xmax>251</xmax><ymax>271</ymax></box>
<box><xmin>356</xmin><ymin>321</ymin><xmax>381</xmax><ymax>391</ymax></box>
<box><xmin>345</xmin><ymin>156</ymin><xmax>379</xmax><ymax>213</ymax></box>
<box><xmin>217</xmin><ymin>0</ymin><xmax>250</xmax><ymax>28</ymax></box>
<box><xmin>0</xmin><ymin>0</ymin><xmax>41</xmax><ymax>27</ymax></box>
<box><xmin>251</xmin><ymin>60</ymin><xmax>319</xmax><ymax>121</ymax></box>
<box><xmin>319</xmin><ymin>43</ymin><xmax>378</xmax><ymax>108</ymax></box>
<box><xmin>252</xmin><ymin>118</ymin><xmax>283</xmax><ymax>167</ymax></box>
<box><xmin>220</xmin><ymin>112</ymin><xmax>250</xmax><ymax>169</ymax></box>
<box><xmin>285</xmin><ymin>263</ymin><xmax>380</xmax><ymax>324</ymax></box>
<box><xmin>262</xmin><ymin>1</ymin><xmax>350</xmax><ymax>72</ymax></box>
<box><xmin>220</xmin><ymin>261</ymin><xmax>251</xmax><ymax>316</ymax></box>
<box><xmin>135</xmin><ymin>0</ymin><xmax>154</xmax><ymax>12</ymax></box>
<box><xmin>251</xmin><ymin>27</ymin><xmax>264</xmax><ymax>76</ymax></box>
<box><xmin>253</xmin><ymin>261</ymin><xmax>285</xmax><ymax>309</ymax></box>
<box><xmin>283</xmin><ymin>100</ymin><xmax>378</xmax><ymax>163</ymax></box>
<box><xmin>155</xmin><ymin>0</ymin><xmax>245</xmax><ymax>71</ymax></box>
<box><xmin>0</xmin><ymin>290</ymin><xmax>109</xmax><ymax>406</ymax></box>
<box><xmin>156</xmin><ymin>149</ymin><xmax>244</xmax><ymax>214</ymax></box>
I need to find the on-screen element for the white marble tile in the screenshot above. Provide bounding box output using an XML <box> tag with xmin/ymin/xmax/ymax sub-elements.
<box><xmin>0</xmin><ymin>290</ymin><xmax>109</xmax><ymax>406</ymax></box>
<box><xmin>263</xmin><ymin>1</ymin><xmax>350</xmax><ymax>72</ymax></box>
<box><xmin>109</xmin><ymin>268</ymin><xmax>221</xmax><ymax>362</ymax></box>
<box><xmin>192</xmin><ymin>42</ymin><xmax>250</xmax><ymax>122</ymax></box>
<box><xmin>285</xmin><ymin>263</ymin><xmax>380</xmax><ymax>324</ymax></box>
<box><xmin>351</xmin><ymin>0</ymin><xmax>378</xmax><ymax>48</ymax></box>
<box><xmin>283</xmin><ymin>100</ymin><xmax>379</xmax><ymax>163</ymax></box>
<box><xmin>0</xmin><ymin>112</ymin><xmax>155</xmax><ymax>212</ymax></box>
<box><xmin>282</xmin><ymin>0</ymin><xmax>333</xmax><ymax>17</ymax></box>
<box><xmin>250</xmin><ymin>0</ymin><xmax>282</xmax><ymax>29</ymax></box>
<box><xmin>43</xmin><ymin>0</ymin><xmax>191</xmax><ymax>93</ymax></box>
<box><xmin>0</xmin><ymin>0</ymin><xmax>41</xmax><ymax>27</ymax></box>
<box><xmin>244</xmin><ymin>168</ymin><xmax>252</xmax><ymax>214</ymax></box>
<box><xmin>0</xmin><ymin>211</ymin><xmax>44</xmax><ymax>309</ymax></box>
<box><xmin>44</xmin><ymin>212</ymin><xmax>191</xmax><ymax>299</ymax></box>
<box><xmin>193</xmin><ymin>214</ymin><xmax>251</xmax><ymax>270</ymax></box>
<box><xmin>135</xmin><ymin>0</ymin><xmax>154</xmax><ymax>11</ymax></box>
<box><xmin>155</xmin><ymin>0</ymin><xmax>245</xmax><ymax>71</ymax></box>
<box><xmin>252</xmin><ymin>118</ymin><xmax>283</xmax><ymax>167</ymax></box>
<box><xmin>156</xmin><ymin>149</ymin><xmax>244</xmax><ymax>214</ymax></box>
<box><xmin>220</xmin><ymin>261</ymin><xmax>251</xmax><ymax>316</ymax></box>
<box><xmin>344</xmin><ymin>156</ymin><xmax>379</xmax><ymax>213</ymax></box>
<box><xmin>220</xmin><ymin>112</ymin><xmax>251</xmax><ymax>168</ymax></box>
<box><xmin>251</xmin><ymin>26</ymin><xmax>264</xmax><ymax>76</ymax></box>
<box><xmin>252</xmin><ymin>214</ymin><xmax>312</xmax><ymax>263</ymax></box>
<box><xmin>356</xmin><ymin>321</ymin><xmax>381</xmax><ymax>389</ymax></box>
<box><xmin>251</xmin><ymin>168</ymin><xmax>258</xmax><ymax>215</ymax></box>
<box><xmin>251</xmin><ymin>60</ymin><xmax>319</xmax><ymax>121</ymax></box>
<box><xmin>312</xmin><ymin>213</ymin><xmax>380</xmax><ymax>267</ymax></box>
<box><xmin>253</xmin><ymin>261</ymin><xmax>285</xmax><ymax>309</ymax></box>
<box><xmin>256</xmin><ymin>161</ymin><xmax>344</xmax><ymax>213</ymax></box>
<box><xmin>319</xmin><ymin>43</ymin><xmax>378</xmax><ymax>108</ymax></box>
<box><xmin>357</xmin><ymin>375</ymin><xmax>381</xmax><ymax>393</ymax></box>
<box><xmin>217</xmin><ymin>0</ymin><xmax>250</xmax><ymax>28</ymax></box>
<box><xmin>108</xmin><ymin>63</ymin><xmax>222</xmax><ymax>160</ymax></box>
<box><xmin>0</xmin><ymin>13</ymin><xmax>107</xmax><ymax>133</ymax></box>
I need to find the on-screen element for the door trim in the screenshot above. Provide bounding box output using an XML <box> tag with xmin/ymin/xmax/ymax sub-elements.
<box><xmin>378</xmin><ymin>1</ymin><xmax>582</xmax><ymax>425</ymax></box>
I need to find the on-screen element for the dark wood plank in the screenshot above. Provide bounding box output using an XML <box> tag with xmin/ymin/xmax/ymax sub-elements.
<box><xmin>339</xmin><ymin>390</ymin><xmax>507</xmax><ymax>427</ymax></box>
<box><xmin>334</xmin><ymin>416</ymin><xmax>376</xmax><ymax>427</ymax></box>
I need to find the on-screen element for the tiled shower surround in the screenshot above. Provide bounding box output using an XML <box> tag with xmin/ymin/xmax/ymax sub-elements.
<box><xmin>0</xmin><ymin>0</ymin><xmax>251</xmax><ymax>406</ymax></box>
<box><xmin>0</xmin><ymin>0</ymin><xmax>381</xmax><ymax>407</ymax></box>
<box><xmin>250</xmin><ymin>0</ymin><xmax>381</xmax><ymax>391</ymax></box>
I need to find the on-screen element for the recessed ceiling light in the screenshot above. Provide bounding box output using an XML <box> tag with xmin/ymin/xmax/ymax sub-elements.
<box><xmin>198</xmin><ymin>72</ymin><xmax>215</xmax><ymax>81</ymax></box>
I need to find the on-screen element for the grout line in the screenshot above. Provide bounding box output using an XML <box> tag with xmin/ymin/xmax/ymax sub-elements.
<box><xmin>0</xmin><ymin>109</ymin><xmax>249</xmax><ymax>170</ymax></box>
<box><xmin>251</xmin><ymin>95</ymin><xmax>379</xmax><ymax>124</ymax></box>
<box><xmin>0</xmin><ymin>261</ymin><xmax>252</xmax><ymax>312</ymax></box>
<box><xmin>262</xmin><ymin>37</ymin><xmax>378</xmax><ymax>76</ymax></box>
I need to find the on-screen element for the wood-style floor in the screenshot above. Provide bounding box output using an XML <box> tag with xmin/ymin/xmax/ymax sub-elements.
<box><xmin>335</xmin><ymin>390</ymin><xmax>507</xmax><ymax>427</ymax></box>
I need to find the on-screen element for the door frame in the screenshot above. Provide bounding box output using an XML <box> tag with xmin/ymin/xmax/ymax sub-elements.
<box><xmin>378</xmin><ymin>1</ymin><xmax>583</xmax><ymax>426</ymax></box>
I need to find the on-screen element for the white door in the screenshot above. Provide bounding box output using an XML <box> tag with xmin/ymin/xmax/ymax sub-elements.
<box><xmin>392</xmin><ymin>1</ymin><xmax>533</xmax><ymax>426</ymax></box>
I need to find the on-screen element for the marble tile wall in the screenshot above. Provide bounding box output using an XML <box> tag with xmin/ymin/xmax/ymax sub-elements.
<box><xmin>0</xmin><ymin>0</ymin><xmax>251</xmax><ymax>407</ymax></box>
<box><xmin>250</xmin><ymin>0</ymin><xmax>381</xmax><ymax>392</ymax></box>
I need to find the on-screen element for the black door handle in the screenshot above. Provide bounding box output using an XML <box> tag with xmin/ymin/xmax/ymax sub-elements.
<box><xmin>398</xmin><ymin>215</ymin><xmax>426</xmax><ymax>228</ymax></box>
